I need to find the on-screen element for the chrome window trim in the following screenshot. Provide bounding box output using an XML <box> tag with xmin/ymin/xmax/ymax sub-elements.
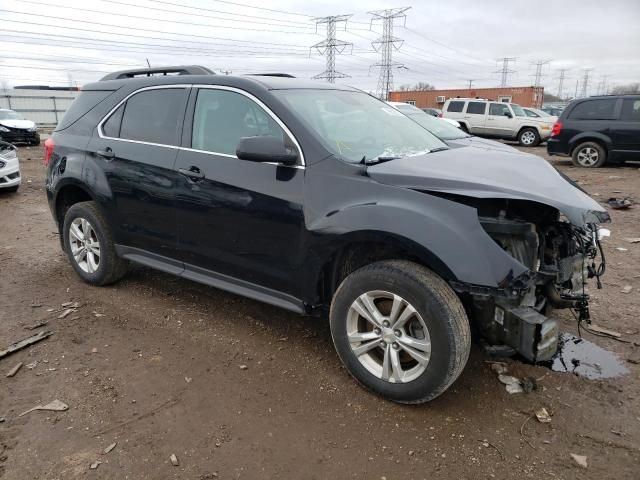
<box><xmin>97</xmin><ymin>84</ymin><xmax>305</xmax><ymax>168</ymax></box>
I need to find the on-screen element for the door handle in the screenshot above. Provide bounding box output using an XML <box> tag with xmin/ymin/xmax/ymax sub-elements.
<box><xmin>178</xmin><ymin>166</ymin><xmax>205</xmax><ymax>180</ymax></box>
<box><xmin>96</xmin><ymin>147</ymin><xmax>115</xmax><ymax>159</ymax></box>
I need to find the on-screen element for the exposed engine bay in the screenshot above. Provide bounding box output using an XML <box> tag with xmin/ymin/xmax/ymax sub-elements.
<box><xmin>454</xmin><ymin>199</ymin><xmax>607</xmax><ymax>362</ymax></box>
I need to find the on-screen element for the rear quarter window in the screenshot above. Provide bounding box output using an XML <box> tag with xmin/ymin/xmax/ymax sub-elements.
<box><xmin>568</xmin><ymin>99</ymin><xmax>617</xmax><ymax>120</ymax></box>
<box><xmin>55</xmin><ymin>90</ymin><xmax>114</xmax><ymax>131</ymax></box>
<box><xmin>447</xmin><ymin>101</ymin><xmax>465</xmax><ymax>113</ymax></box>
<box><xmin>620</xmin><ymin>99</ymin><xmax>640</xmax><ymax>122</ymax></box>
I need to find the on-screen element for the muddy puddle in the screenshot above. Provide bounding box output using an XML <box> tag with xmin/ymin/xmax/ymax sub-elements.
<box><xmin>542</xmin><ymin>333</ymin><xmax>629</xmax><ymax>379</ymax></box>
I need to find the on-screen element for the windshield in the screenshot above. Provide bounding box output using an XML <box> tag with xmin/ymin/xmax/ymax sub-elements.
<box><xmin>274</xmin><ymin>90</ymin><xmax>448</xmax><ymax>163</ymax></box>
<box><xmin>394</xmin><ymin>103</ymin><xmax>423</xmax><ymax>114</ymax></box>
<box><xmin>511</xmin><ymin>104</ymin><xmax>527</xmax><ymax>117</ymax></box>
<box><xmin>407</xmin><ymin>112</ymin><xmax>470</xmax><ymax>140</ymax></box>
<box><xmin>0</xmin><ymin>110</ymin><xmax>22</xmax><ymax>120</ymax></box>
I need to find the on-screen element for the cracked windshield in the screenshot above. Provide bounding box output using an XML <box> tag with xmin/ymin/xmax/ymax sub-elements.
<box><xmin>275</xmin><ymin>89</ymin><xmax>448</xmax><ymax>163</ymax></box>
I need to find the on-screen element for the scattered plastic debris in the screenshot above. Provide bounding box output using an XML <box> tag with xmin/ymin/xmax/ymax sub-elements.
<box><xmin>535</xmin><ymin>407</ymin><xmax>552</xmax><ymax>423</ymax></box>
<box><xmin>589</xmin><ymin>324</ymin><xmax>621</xmax><ymax>337</ymax></box>
<box><xmin>170</xmin><ymin>453</ymin><xmax>179</xmax><ymax>466</ymax></box>
<box><xmin>19</xmin><ymin>399</ymin><xmax>69</xmax><ymax>417</ymax></box>
<box><xmin>239</xmin><ymin>364</ymin><xmax>248</xmax><ymax>370</ymax></box>
<box><xmin>90</xmin><ymin>460</ymin><xmax>102</xmax><ymax>470</ymax></box>
<box><xmin>498</xmin><ymin>375</ymin><xmax>524</xmax><ymax>394</ymax></box>
<box><xmin>103</xmin><ymin>442</ymin><xmax>117</xmax><ymax>455</ymax></box>
<box><xmin>616</xmin><ymin>247</ymin><xmax>628</xmax><ymax>252</ymax></box>
<box><xmin>621</xmin><ymin>285</ymin><xmax>633</xmax><ymax>294</ymax></box>
<box><xmin>607</xmin><ymin>197</ymin><xmax>632</xmax><ymax>210</ymax></box>
<box><xmin>570</xmin><ymin>453</ymin><xmax>588</xmax><ymax>469</ymax></box>
<box><xmin>624</xmin><ymin>237</ymin><xmax>640</xmax><ymax>243</ymax></box>
<box><xmin>24</xmin><ymin>321</ymin><xmax>48</xmax><ymax>330</ymax></box>
<box><xmin>0</xmin><ymin>330</ymin><xmax>53</xmax><ymax>360</ymax></box>
<box><xmin>489</xmin><ymin>362</ymin><xmax>508</xmax><ymax>375</ymax></box>
<box><xmin>6</xmin><ymin>362</ymin><xmax>23</xmax><ymax>378</ymax></box>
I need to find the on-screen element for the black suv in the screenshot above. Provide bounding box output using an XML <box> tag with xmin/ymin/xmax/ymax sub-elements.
<box><xmin>45</xmin><ymin>66</ymin><xmax>609</xmax><ymax>403</ymax></box>
<box><xmin>547</xmin><ymin>94</ymin><xmax>640</xmax><ymax>167</ymax></box>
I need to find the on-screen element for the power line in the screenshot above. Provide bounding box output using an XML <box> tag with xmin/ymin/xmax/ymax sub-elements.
<box><xmin>580</xmin><ymin>68</ymin><xmax>593</xmax><ymax>97</ymax></box>
<box><xmin>555</xmin><ymin>68</ymin><xmax>569</xmax><ymax>99</ymax></box>
<box><xmin>311</xmin><ymin>15</ymin><xmax>353</xmax><ymax>83</ymax></box>
<box><xmin>495</xmin><ymin>57</ymin><xmax>516</xmax><ymax>87</ymax></box>
<box><xmin>530</xmin><ymin>59</ymin><xmax>551</xmax><ymax>87</ymax></box>
<box><xmin>467</xmin><ymin>79</ymin><xmax>475</xmax><ymax>89</ymax></box>
<box><xmin>368</xmin><ymin>7</ymin><xmax>411</xmax><ymax>100</ymax></box>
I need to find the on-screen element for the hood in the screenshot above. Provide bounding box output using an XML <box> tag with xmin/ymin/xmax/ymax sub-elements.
<box><xmin>0</xmin><ymin>119</ymin><xmax>36</xmax><ymax>130</ymax></box>
<box><xmin>447</xmin><ymin>136</ymin><xmax>519</xmax><ymax>153</ymax></box>
<box><xmin>367</xmin><ymin>147</ymin><xmax>609</xmax><ymax>226</ymax></box>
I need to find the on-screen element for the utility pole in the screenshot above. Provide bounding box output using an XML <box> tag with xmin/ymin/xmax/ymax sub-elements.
<box><xmin>574</xmin><ymin>79</ymin><xmax>579</xmax><ymax>99</ymax></box>
<box><xmin>466</xmin><ymin>79</ymin><xmax>475</xmax><ymax>89</ymax></box>
<box><xmin>310</xmin><ymin>15</ymin><xmax>353</xmax><ymax>83</ymax></box>
<box><xmin>596</xmin><ymin>75</ymin><xmax>609</xmax><ymax>95</ymax></box>
<box><xmin>531</xmin><ymin>59</ymin><xmax>551</xmax><ymax>87</ymax></box>
<box><xmin>495</xmin><ymin>57</ymin><xmax>516</xmax><ymax>87</ymax></box>
<box><xmin>580</xmin><ymin>68</ymin><xmax>593</xmax><ymax>98</ymax></box>
<box><xmin>368</xmin><ymin>7</ymin><xmax>411</xmax><ymax>100</ymax></box>
<box><xmin>556</xmin><ymin>68</ymin><xmax>568</xmax><ymax>100</ymax></box>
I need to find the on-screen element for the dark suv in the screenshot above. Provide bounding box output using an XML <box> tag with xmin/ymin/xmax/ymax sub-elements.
<box><xmin>45</xmin><ymin>66</ymin><xmax>609</xmax><ymax>403</ymax></box>
<box><xmin>547</xmin><ymin>94</ymin><xmax>640</xmax><ymax>167</ymax></box>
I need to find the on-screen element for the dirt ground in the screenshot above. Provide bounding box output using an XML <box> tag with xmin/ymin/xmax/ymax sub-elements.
<box><xmin>1</xmin><ymin>143</ymin><xmax>639</xmax><ymax>480</ymax></box>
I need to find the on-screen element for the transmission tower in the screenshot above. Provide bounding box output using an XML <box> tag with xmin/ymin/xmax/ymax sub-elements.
<box><xmin>310</xmin><ymin>15</ymin><xmax>353</xmax><ymax>83</ymax></box>
<box><xmin>368</xmin><ymin>7</ymin><xmax>411</xmax><ymax>100</ymax></box>
<box><xmin>531</xmin><ymin>59</ymin><xmax>551</xmax><ymax>87</ymax></box>
<box><xmin>495</xmin><ymin>57</ymin><xmax>516</xmax><ymax>87</ymax></box>
<box><xmin>580</xmin><ymin>68</ymin><xmax>593</xmax><ymax>97</ymax></box>
<box><xmin>466</xmin><ymin>79</ymin><xmax>475</xmax><ymax>89</ymax></box>
<box><xmin>556</xmin><ymin>69</ymin><xmax>568</xmax><ymax>99</ymax></box>
<box><xmin>596</xmin><ymin>75</ymin><xmax>609</xmax><ymax>95</ymax></box>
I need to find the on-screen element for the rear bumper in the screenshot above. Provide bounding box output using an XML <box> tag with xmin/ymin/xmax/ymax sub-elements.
<box><xmin>546</xmin><ymin>137</ymin><xmax>570</xmax><ymax>156</ymax></box>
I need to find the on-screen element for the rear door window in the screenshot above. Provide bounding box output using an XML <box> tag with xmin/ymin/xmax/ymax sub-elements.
<box><xmin>447</xmin><ymin>101</ymin><xmax>465</xmax><ymax>113</ymax></box>
<box><xmin>569</xmin><ymin>99</ymin><xmax>617</xmax><ymax>120</ymax></box>
<box><xmin>620</xmin><ymin>99</ymin><xmax>640</xmax><ymax>122</ymax></box>
<box><xmin>466</xmin><ymin>102</ymin><xmax>486</xmax><ymax>114</ymax></box>
<box><xmin>489</xmin><ymin>103</ymin><xmax>511</xmax><ymax>116</ymax></box>
<box><xmin>119</xmin><ymin>88</ymin><xmax>187</xmax><ymax>146</ymax></box>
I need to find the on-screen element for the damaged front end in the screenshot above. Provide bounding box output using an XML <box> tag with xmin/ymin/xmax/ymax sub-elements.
<box><xmin>453</xmin><ymin>199</ymin><xmax>608</xmax><ymax>362</ymax></box>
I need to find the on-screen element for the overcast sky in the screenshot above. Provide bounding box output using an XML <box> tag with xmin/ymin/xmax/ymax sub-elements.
<box><xmin>1</xmin><ymin>0</ymin><xmax>639</xmax><ymax>95</ymax></box>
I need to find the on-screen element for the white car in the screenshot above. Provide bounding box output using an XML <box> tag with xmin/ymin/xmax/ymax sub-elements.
<box><xmin>0</xmin><ymin>109</ymin><xmax>40</xmax><ymax>146</ymax></box>
<box><xmin>0</xmin><ymin>141</ymin><xmax>21</xmax><ymax>192</ymax></box>
<box><xmin>387</xmin><ymin>102</ymin><xmax>461</xmax><ymax>128</ymax></box>
<box><xmin>442</xmin><ymin>98</ymin><xmax>555</xmax><ymax>146</ymax></box>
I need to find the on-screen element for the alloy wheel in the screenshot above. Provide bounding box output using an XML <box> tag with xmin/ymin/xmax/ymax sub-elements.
<box><xmin>346</xmin><ymin>290</ymin><xmax>431</xmax><ymax>383</ymax></box>
<box><xmin>520</xmin><ymin>130</ymin><xmax>536</xmax><ymax>145</ymax></box>
<box><xmin>576</xmin><ymin>147</ymin><xmax>599</xmax><ymax>167</ymax></box>
<box><xmin>69</xmin><ymin>217</ymin><xmax>101</xmax><ymax>274</ymax></box>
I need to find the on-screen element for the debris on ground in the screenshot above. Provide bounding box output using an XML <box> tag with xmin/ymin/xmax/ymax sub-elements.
<box><xmin>19</xmin><ymin>399</ymin><xmax>69</xmax><ymax>417</ymax></box>
<box><xmin>570</xmin><ymin>453</ymin><xmax>588</xmax><ymax>469</ymax></box>
<box><xmin>6</xmin><ymin>362</ymin><xmax>23</xmax><ymax>378</ymax></box>
<box><xmin>607</xmin><ymin>197</ymin><xmax>632</xmax><ymax>210</ymax></box>
<box><xmin>498</xmin><ymin>375</ymin><xmax>524</xmax><ymax>394</ymax></box>
<box><xmin>621</xmin><ymin>285</ymin><xmax>633</xmax><ymax>294</ymax></box>
<box><xmin>103</xmin><ymin>442</ymin><xmax>117</xmax><ymax>455</ymax></box>
<box><xmin>535</xmin><ymin>407</ymin><xmax>552</xmax><ymax>423</ymax></box>
<box><xmin>90</xmin><ymin>460</ymin><xmax>102</xmax><ymax>470</ymax></box>
<box><xmin>520</xmin><ymin>377</ymin><xmax>537</xmax><ymax>393</ymax></box>
<box><xmin>25</xmin><ymin>361</ymin><xmax>38</xmax><ymax>369</ymax></box>
<box><xmin>170</xmin><ymin>453</ymin><xmax>179</xmax><ymax>466</ymax></box>
<box><xmin>489</xmin><ymin>362</ymin><xmax>508</xmax><ymax>375</ymax></box>
<box><xmin>91</xmin><ymin>347</ymin><xmax>98</xmax><ymax>353</ymax></box>
<box><xmin>624</xmin><ymin>237</ymin><xmax>640</xmax><ymax>243</ymax></box>
<box><xmin>0</xmin><ymin>330</ymin><xmax>53</xmax><ymax>360</ymax></box>
<box><xmin>24</xmin><ymin>321</ymin><xmax>48</xmax><ymax>330</ymax></box>
<box><xmin>616</xmin><ymin>247</ymin><xmax>629</xmax><ymax>252</ymax></box>
<box><xmin>589</xmin><ymin>324</ymin><xmax>622</xmax><ymax>337</ymax></box>
<box><xmin>184</xmin><ymin>377</ymin><xmax>193</xmax><ymax>383</ymax></box>
<box><xmin>239</xmin><ymin>364</ymin><xmax>248</xmax><ymax>370</ymax></box>
<box><xmin>58</xmin><ymin>309</ymin><xmax>74</xmax><ymax>319</ymax></box>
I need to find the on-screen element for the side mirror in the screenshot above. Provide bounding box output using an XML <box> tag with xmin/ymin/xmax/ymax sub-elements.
<box><xmin>236</xmin><ymin>136</ymin><xmax>298</xmax><ymax>166</ymax></box>
<box><xmin>504</xmin><ymin>111</ymin><xmax>513</xmax><ymax>118</ymax></box>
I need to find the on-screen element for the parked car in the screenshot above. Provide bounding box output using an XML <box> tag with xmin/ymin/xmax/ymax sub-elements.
<box><xmin>387</xmin><ymin>102</ymin><xmax>517</xmax><ymax>152</ymax></box>
<box><xmin>0</xmin><ymin>109</ymin><xmax>40</xmax><ymax>145</ymax></box>
<box><xmin>442</xmin><ymin>98</ymin><xmax>555</xmax><ymax>146</ymax></box>
<box><xmin>541</xmin><ymin>105</ymin><xmax>565</xmax><ymax>117</ymax></box>
<box><xmin>388</xmin><ymin>102</ymin><xmax>461</xmax><ymax>128</ymax></box>
<box><xmin>523</xmin><ymin>107</ymin><xmax>556</xmax><ymax>120</ymax></box>
<box><xmin>547</xmin><ymin>94</ymin><xmax>640</xmax><ymax>167</ymax></box>
<box><xmin>45</xmin><ymin>66</ymin><xmax>609</xmax><ymax>403</ymax></box>
<box><xmin>0</xmin><ymin>140</ymin><xmax>21</xmax><ymax>192</ymax></box>
<box><xmin>421</xmin><ymin>107</ymin><xmax>442</xmax><ymax>117</ymax></box>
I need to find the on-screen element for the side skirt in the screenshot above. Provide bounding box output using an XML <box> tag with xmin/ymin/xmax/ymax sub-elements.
<box><xmin>115</xmin><ymin>245</ymin><xmax>306</xmax><ymax>314</ymax></box>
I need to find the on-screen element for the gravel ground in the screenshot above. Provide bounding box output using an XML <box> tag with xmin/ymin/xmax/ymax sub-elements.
<box><xmin>0</xmin><ymin>143</ymin><xmax>639</xmax><ymax>479</ymax></box>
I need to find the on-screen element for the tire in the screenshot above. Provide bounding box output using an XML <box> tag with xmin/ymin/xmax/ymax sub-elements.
<box><xmin>571</xmin><ymin>141</ymin><xmax>607</xmax><ymax>168</ymax></box>
<box><xmin>31</xmin><ymin>138</ymin><xmax>41</xmax><ymax>147</ymax></box>
<box><xmin>459</xmin><ymin>123</ymin><xmax>469</xmax><ymax>133</ymax></box>
<box><xmin>518</xmin><ymin>128</ymin><xmax>540</xmax><ymax>147</ymax></box>
<box><xmin>329</xmin><ymin>260</ymin><xmax>471</xmax><ymax>404</ymax></box>
<box><xmin>62</xmin><ymin>201</ymin><xmax>127</xmax><ymax>285</ymax></box>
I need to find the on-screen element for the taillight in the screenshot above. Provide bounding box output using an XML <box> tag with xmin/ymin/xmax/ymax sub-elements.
<box><xmin>43</xmin><ymin>137</ymin><xmax>55</xmax><ymax>166</ymax></box>
<box><xmin>551</xmin><ymin>121</ymin><xmax>562</xmax><ymax>137</ymax></box>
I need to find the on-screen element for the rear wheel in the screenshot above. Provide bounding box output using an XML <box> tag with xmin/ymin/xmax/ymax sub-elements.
<box><xmin>329</xmin><ymin>260</ymin><xmax>471</xmax><ymax>404</ymax></box>
<box><xmin>62</xmin><ymin>201</ymin><xmax>127</xmax><ymax>285</ymax></box>
<box><xmin>518</xmin><ymin>128</ymin><xmax>540</xmax><ymax>147</ymax></box>
<box><xmin>572</xmin><ymin>141</ymin><xmax>607</xmax><ymax>168</ymax></box>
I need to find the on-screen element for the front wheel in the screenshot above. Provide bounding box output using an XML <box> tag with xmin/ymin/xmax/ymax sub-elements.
<box><xmin>330</xmin><ymin>260</ymin><xmax>471</xmax><ymax>404</ymax></box>
<box><xmin>518</xmin><ymin>128</ymin><xmax>540</xmax><ymax>147</ymax></box>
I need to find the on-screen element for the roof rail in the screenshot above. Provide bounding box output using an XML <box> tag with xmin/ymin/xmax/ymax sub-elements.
<box><xmin>100</xmin><ymin>65</ymin><xmax>215</xmax><ymax>81</ymax></box>
<box><xmin>247</xmin><ymin>73</ymin><xmax>295</xmax><ymax>78</ymax></box>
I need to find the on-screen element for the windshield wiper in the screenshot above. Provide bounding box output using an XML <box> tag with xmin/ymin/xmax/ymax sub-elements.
<box><xmin>429</xmin><ymin>147</ymin><xmax>449</xmax><ymax>153</ymax></box>
<box><xmin>360</xmin><ymin>155</ymin><xmax>402</xmax><ymax>165</ymax></box>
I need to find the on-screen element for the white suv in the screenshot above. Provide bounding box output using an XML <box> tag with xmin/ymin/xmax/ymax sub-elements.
<box><xmin>442</xmin><ymin>98</ymin><xmax>554</xmax><ymax>146</ymax></box>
